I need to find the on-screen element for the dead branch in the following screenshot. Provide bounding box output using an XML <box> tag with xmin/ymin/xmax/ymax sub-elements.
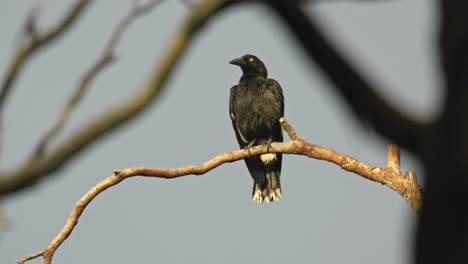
<box><xmin>0</xmin><ymin>0</ymin><xmax>92</xmax><ymax>111</ymax></box>
<box><xmin>34</xmin><ymin>0</ymin><xmax>164</xmax><ymax>156</ymax></box>
<box><xmin>18</xmin><ymin>118</ymin><xmax>422</xmax><ymax>264</ymax></box>
<box><xmin>0</xmin><ymin>0</ymin><xmax>231</xmax><ymax>196</ymax></box>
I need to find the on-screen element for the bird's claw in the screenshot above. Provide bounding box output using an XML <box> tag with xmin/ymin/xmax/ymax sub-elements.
<box><xmin>244</xmin><ymin>140</ymin><xmax>256</xmax><ymax>157</ymax></box>
<box><xmin>263</xmin><ymin>141</ymin><xmax>272</xmax><ymax>152</ymax></box>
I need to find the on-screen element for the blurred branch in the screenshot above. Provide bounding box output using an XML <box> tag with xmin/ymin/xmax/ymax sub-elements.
<box><xmin>0</xmin><ymin>0</ymin><xmax>233</xmax><ymax>196</ymax></box>
<box><xmin>18</xmin><ymin>117</ymin><xmax>422</xmax><ymax>264</ymax></box>
<box><xmin>0</xmin><ymin>0</ymin><xmax>92</xmax><ymax>111</ymax></box>
<box><xmin>414</xmin><ymin>1</ymin><xmax>468</xmax><ymax>264</ymax></box>
<box><xmin>0</xmin><ymin>198</ymin><xmax>4</xmax><ymax>237</ymax></box>
<box><xmin>34</xmin><ymin>0</ymin><xmax>164</xmax><ymax>156</ymax></box>
<box><xmin>267</xmin><ymin>0</ymin><xmax>430</xmax><ymax>156</ymax></box>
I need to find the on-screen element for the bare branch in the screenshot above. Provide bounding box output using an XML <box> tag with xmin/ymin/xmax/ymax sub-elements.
<box><xmin>0</xmin><ymin>0</ymin><xmax>233</xmax><ymax>196</ymax></box>
<box><xmin>279</xmin><ymin>117</ymin><xmax>303</xmax><ymax>142</ymax></box>
<box><xmin>0</xmin><ymin>0</ymin><xmax>92</xmax><ymax>111</ymax></box>
<box><xmin>18</xmin><ymin>250</ymin><xmax>43</xmax><ymax>264</ymax></box>
<box><xmin>402</xmin><ymin>170</ymin><xmax>421</xmax><ymax>216</ymax></box>
<box><xmin>34</xmin><ymin>0</ymin><xmax>163</xmax><ymax>156</ymax></box>
<box><xmin>387</xmin><ymin>144</ymin><xmax>400</xmax><ymax>173</ymax></box>
<box><xmin>18</xmin><ymin>118</ymin><xmax>422</xmax><ymax>263</ymax></box>
<box><xmin>105</xmin><ymin>0</ymin><xmax>164</xmax><ymax>54</ymax></box>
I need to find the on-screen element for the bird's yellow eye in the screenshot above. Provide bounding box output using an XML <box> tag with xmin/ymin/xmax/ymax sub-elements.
<box><xmin>248</xmin><ymin>57</ymin><xmax>254</xmax><ymax>62</ymax></box>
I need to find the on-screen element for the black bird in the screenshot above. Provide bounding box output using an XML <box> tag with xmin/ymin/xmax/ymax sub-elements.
<box><xmin>228</xmin><ymin>54</ymin><xmax>285</xmax><ymax>203</ymax></box>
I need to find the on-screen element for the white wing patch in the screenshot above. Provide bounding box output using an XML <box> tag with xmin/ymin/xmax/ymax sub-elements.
<box><xmin>236</xmin><ymin>127</ymin><xmax>249</xmax><ymax>144</ymax></box>
<box><xmin>231</xmin><ymin>112</ymin><xmax>249</xmax><ymax>144</ymax></box>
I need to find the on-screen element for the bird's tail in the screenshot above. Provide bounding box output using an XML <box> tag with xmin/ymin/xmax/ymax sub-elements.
<box><xmin>252</xmin><ymin>169</ymin><xmax>282</xmax><ymax>203</ymax></box>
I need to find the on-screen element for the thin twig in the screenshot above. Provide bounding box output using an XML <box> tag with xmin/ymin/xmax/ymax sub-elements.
<box><xmin>279</xmin><ymin>117</ymin><xmax>303</xmax><ymax>142</ymax></box>
<box><xmin>105</xmin><ymin>0</ymin><xmax>164</xmax><ymax>54</ymax></box>
<box><xmin>18</xmin><ymin>118</ymin><xmax>422</xmax><ymax>263</ymax></box>
<box><xmin>34</xmin><ymin>0</ymin><xmax>163</xmax><ymax>156</ymax></box>
<box><xmin>18</xmin><ymin>250</ymin><xmax>43</xmax><ymax>264</ymax></box>
<box><xmin>0</xmin><ymin>0</ymin><xmax>92</xmax><ymax>111</ymax></box>
<box><xmin>387</xmin><ymin>144</ymin><xmax>400</xmax><ymax>173</ymax></box>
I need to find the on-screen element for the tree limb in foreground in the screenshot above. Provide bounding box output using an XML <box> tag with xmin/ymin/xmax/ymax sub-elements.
<box><xmin>18</xmin><ymin>117</ymin><xmax>422</xmax><ymax>264</ymax></box>
<box><xmin>0</xmin><ymin>0</ymin><xmax>231</xmax><ymax>197</ymax></box>
<box><xmin>0</xmin><ymin>0</ymin><xmax>92</xmax><ymax>111</ymax></box>
<box><xmin>33</xmin><ymin>0</ymin><xmax>164</xmax><ymax>156</ymax></box>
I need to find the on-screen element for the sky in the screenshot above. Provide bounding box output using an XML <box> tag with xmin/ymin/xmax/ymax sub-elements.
<box><xmin>0</xmin><ymin>1</ymin><xmax>439</xmax><ymax>263</ymax></box>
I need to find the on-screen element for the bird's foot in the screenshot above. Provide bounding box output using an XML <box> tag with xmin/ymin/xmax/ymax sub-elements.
<box><xmin>259</xmin><ymin>141</ymin><xmax>277</xmax><ymax>164</ymax></box>
<box><xmin>244</xmin><ymin>140</ymin><xmax>256</xmax><ymax>157</ymax></box>
<box><xmin>265</xmin><ymin>141</ymin><xmax>272</xmax><ymax>152</ymax></box>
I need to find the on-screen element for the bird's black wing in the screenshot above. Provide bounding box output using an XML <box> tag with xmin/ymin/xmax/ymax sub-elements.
<box><xmin>265</xmin><ymin>78</ymin><xmax>284</xmax><ymax>123</ymax></box>
<box><xmin>229</xmin><ymin>84</ymin><xmax>266</xmax><ymax>189</ymax></box>
<box><xmin>229</xmin><ymin>84</ymin><xmax>250</xmax><ymax>148</ymax></box>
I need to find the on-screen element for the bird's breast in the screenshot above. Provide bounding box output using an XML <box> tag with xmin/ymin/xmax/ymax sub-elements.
<box><xmin>235</xmin><ymin>87</ymin><xmax>282</xmax><ymax>139</ymax></box>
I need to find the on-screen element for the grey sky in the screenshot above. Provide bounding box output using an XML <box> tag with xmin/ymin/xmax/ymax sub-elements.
<box><xmin>1</xmin><ymin>1</ymin><xmax>438</xmax><ymax>263</ymax></box>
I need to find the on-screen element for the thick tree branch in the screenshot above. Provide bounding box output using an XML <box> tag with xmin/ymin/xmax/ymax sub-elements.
<box><xmin>18</xmin><ymin>118</ymin><xmax>422</xmax><ymax>264</ymax></box>
<box><xmin>0</xmin><ymin>0</ymin><xmax>232</xmax><ymax>196</ymax></box>
<box><xmin>267</xmin><ymin>0</ymin><xmax>429</xmax><ymax>156</ymax></box>
<box><xmin>414</xmin><ymin>1</ymin><xmax>468</xmax><ymax>264</ymax></box>
<box><xmin>0</xmin><ymin>0</ymin><xmax>92</xmax><ymax>111</ymax></box>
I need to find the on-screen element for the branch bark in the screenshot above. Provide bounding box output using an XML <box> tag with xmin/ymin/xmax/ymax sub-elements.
<box><xmin>18</xmin><ymin>118</ymin><xmax>422</xmax><ymax>264</ymax></box>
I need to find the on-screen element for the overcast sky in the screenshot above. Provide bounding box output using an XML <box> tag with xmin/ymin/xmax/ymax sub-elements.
<box><xmin>1</xmin><ymin>1</ymin><xmax>439</xmax><ymax>263</ymax></box>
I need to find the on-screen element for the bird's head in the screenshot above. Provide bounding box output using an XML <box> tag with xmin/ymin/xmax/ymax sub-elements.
<box><xmin>229</xmin><ymin>54</ymin><xmax>268</xmax><ymax>78</ymax></box>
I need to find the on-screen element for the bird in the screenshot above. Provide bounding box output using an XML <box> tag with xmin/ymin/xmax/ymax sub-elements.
<box><xmin>228</xmin><ymin>54</ymin><xmax>285</xmax><ymax>203</ymax></box>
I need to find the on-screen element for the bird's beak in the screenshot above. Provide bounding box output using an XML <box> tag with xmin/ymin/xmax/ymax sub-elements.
<box><xmin>229</xmin><ymin>57</ymin><xmax>244</xmax><ymax>66</ymax></box>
